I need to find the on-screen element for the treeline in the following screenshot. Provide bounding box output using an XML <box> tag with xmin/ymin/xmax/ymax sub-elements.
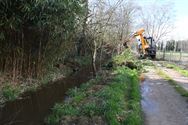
<box><xmin>0</xmin><ymin>0</ymin><xmax>137</xmax><ymax>81</ymax></box>
<box><xmin>158</xmin><ymin>40</ymin><xmax>188</xmax><ymax>52</ymax></box>
<box><xmin>0</xmin><ymin>0</ymin><xmax>86</xmax><ymax>80</ymax></box>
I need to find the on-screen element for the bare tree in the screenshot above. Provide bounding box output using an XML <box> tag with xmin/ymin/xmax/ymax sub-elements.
<box><xmin>138</xmin><ymin>2</ymin><xmax>174</xmax><ymax>43</ymax></box>
<box><xmin>87</xmin><ymin>0</ymin><xmax>137</xmax><ymax>76</ymax></box>
<box><xmin>88</xmin><ymin>0</ymin><xmax>122</xmax><ymax>75</ymax></box>
<box><xmin>115</xmin><ymin>1</ymin><xmax>138</xmax><ymax>53</ymax></box>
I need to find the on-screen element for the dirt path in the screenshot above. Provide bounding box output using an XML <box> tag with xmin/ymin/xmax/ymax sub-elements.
<box><xmin>160</xmin><ymin>65</ymin><xmax>188</xmax><ymax>91</ymax></box>
<box><xmin>141</xmin><ymin>67</ymin><xmax>188</xmax><ymax>125</ymax></box>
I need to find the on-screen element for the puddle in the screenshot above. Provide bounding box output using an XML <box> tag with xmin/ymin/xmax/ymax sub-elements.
<box><xmin>141</xmin><ymin>80</ymin><xmax>159</xmax><ymax>115</ymax></box>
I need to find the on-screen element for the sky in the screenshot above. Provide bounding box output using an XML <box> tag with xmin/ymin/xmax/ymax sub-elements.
<box><xmin>89</xmin><ymin>0</ymin><xmax>188</xmax><ymax>40</ymax></box>
<box><xmin>137</xmin><ymin>0</ymin><xmax>188</xmax><ymax>40</ymax></box>
<box><xmin>173</xmin><ymin>0</ymin><xmax>188</xmax><ymax>40</ymax></box>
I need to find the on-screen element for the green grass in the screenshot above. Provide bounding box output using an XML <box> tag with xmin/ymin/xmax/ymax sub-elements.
<box><xmin>45</xmin><ymin>67</ymin><xmax>142</xmax><ymax>125</ymax></box>
<box><xmin>0</xmin><ymin>81</ymin><xmax>42</xmax><ymax>105</ymax></box>
<box><xmin>157</xmin><ymin>68</ymin><xmax>188</xmax><ymax>97</ymax></box>
<box><xmin>165</xmin><ymin>63</ymin><xmax>188</xmax><ymax>77</ymax></box>
<box><xmin>113</xmin><ymin>49</ymin><xmax>135</xmax><ymax>65</ymax></box>
<box><xmin>45</xmin><ymin>50</ymin><xmax>143</xmax><ymax>125</ymax></box>
<box><xmin>45</xmin><ymin>103</ymin><xmax>80</xmax><ymax>124</ymax></box>
<box><xmin>81</xmin><ymin>102</ymin><xmax>101</xmax><ymax>117</ymax></box>
<box><xmin>113</xmin><ymin>49</ymin><xmax>146</xmax><ymax>73</ymax></box>
<box><xmin>1</xmin><ymin>84</ymin><xmax>20</xmax><ymax>101</ymax></box>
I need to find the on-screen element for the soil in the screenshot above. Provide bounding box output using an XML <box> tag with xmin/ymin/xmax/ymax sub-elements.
<box><xmin>141</xmin><ymin>67</ymin><xmax>188</xmax><ymax>125</ymax></box>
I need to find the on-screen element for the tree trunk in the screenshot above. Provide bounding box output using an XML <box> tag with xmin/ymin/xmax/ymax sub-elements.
<box><xmin>162</xmin><ymin>48</ymin><xmax>166</xmax><ymax>60</ymax></box>
<box><xmin>179</xmin><ymin>48</ymin><xmax>182</xmax><ymax>62</ymax></box>
<box><xmin>169</xmin><ymin>51</ymin><xmax>172</xmax><ymax>62</ymax></box>
<box><xmin>77</xmin><ymin>0</ymin><xmax>89</xmax><ymax>56</ymax></box>
<box><xmin>92</xmin><ymin>40</ymin><xmax>97</xmax><ymax>77</ymax></box>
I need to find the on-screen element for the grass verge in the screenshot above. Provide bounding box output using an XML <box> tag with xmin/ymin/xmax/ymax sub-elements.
<box><xmin>165</xmin><ymin>63</ymin><xmax>188</xmax><ymax>77</ymax></box>
<box><xmin>45</xmin><ymin>67</ymin><xmax>142</xmax><ymax>125</ymax></box>
<box><xmin>156</xmin><ymin>68</ymin><xmax>188</xmax><ymax>97</ymax></box>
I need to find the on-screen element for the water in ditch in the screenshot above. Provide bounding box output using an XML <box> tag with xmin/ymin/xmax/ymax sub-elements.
<box><xmin>0</xmin><ymin>66</ymin><xmax>94</xmax><ymax>125</ymax></box>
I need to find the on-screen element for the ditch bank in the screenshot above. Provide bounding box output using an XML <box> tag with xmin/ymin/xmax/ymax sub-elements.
<box><xmin>45</xmin><ymin>67</ymin><xmax>142</xmax><ymax>125</ymax></box>
<box><xmin>0</xmin><ymin>65</ymin><xmax>95</xmax><ymax>125</ymax></box>
<box><xmin>45</xmin><ymin>50</ymin><xmax>144</xmax><ymax>125</ymax></box>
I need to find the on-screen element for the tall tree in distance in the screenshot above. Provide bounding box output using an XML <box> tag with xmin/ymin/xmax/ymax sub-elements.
<box><xmin>138</xmin><ymin>2</ymin><xmax>174</xmax><ymax>43</ymax></box>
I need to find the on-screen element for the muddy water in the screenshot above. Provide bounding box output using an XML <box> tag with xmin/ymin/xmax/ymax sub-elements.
<box><xmin>0</xmin><ymin>66</ymin><xmax>94</xmax><ymax>125</ymax></box>
<box><xmin>141</xmin><ymin>68</ymin><xmax>188</xmax><ymax>125</ymax></box>
<box><xmin>141</xmin><ymin>82</ymin><xmax>159</xmax><ymax>115</ymax></box>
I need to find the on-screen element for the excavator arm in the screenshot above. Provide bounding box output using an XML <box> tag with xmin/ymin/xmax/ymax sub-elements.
<box><xmin>133</xmin><ymin>28</ymin><xmax>149</xmax><ymax>55</ymax></box>
<box><xmin>124</xmin><ymin>28</ymin><xmax>156</xmax><ymax>59</ymax></box>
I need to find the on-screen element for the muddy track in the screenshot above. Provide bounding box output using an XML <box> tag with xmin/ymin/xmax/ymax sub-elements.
<box><xmin>141</xmin><ymin>67</ymin><xmax>188</xmax><ymax>125</ymax></box>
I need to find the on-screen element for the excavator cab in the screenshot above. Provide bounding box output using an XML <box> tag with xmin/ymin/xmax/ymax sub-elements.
<box><xmin>138</xmin><ymin>37</ymin><xmax>156</xmax><ymax>59</ymax></box>
<box><xmin>145</xmin><ymin>37</ymin><xmax>156</xmax><ymax>59</ymax></box>
<box><xmin>125</xmin><ymin>28</ymin><xmax>157</xmax><ymax>59</ymax></box>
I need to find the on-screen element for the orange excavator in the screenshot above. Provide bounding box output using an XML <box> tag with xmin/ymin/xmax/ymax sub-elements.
<box><xmin>125</xmin><ymin>28</ymin><xmax>156</xmax><ymax>59</ymax></box>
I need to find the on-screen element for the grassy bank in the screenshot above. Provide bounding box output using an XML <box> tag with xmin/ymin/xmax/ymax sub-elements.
<box><xmin>45</xmin><ymin>67</ymin><xmax>142</xmax><ymax>125</ymax></box>
<box><xmin>164</xmin><ymin>63</ymin><xmax>188</xmax><ymax>77</ymax></box>
<box><xmin>156</xmin><ymin>68</ymin><xmax>188</xmax><ymax>97</ymax></box>
<box><xmin>45</xmin><ymin>50</ymin><xmax>143</xmax><ymax>125</ymax></box>
<box><xmin>0</xmin><ymin>56</ymin><xmax>91</xmax><ymax>105</ymax></box>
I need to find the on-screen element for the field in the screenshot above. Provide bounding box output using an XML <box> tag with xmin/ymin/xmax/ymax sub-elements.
<box><xmin>157</xmin><ymin>51</ymin><xmax>188</xmax><ymax>68</ymax></box>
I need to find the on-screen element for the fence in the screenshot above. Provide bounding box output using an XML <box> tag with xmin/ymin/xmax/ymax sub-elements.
<box><xmin>157</xmin><ymin>51</ymin><xmax>188</xmax><ymax>67</ymax></box>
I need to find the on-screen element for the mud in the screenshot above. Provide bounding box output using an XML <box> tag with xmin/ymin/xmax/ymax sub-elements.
<box><xmin>141</xmin><ymin>67</ymin><xmax>188</xmax><ymax>125</ymax></box>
